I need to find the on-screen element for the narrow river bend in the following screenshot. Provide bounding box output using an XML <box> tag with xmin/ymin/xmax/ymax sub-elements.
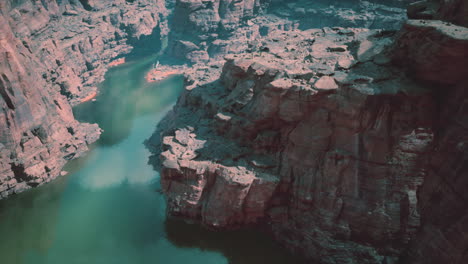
<box><xmin>0</xmin><ymin>55</ymin><xmax>305</xmax><ymax>264</ymax></box>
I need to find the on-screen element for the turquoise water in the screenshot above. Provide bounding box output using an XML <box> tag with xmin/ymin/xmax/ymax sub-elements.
<box><xmin>0</xmin><ymin>55</ymin><xmax>305</xmax><ymax>264</ymax></box>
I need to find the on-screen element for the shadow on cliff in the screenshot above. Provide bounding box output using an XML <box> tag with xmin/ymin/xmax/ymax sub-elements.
<box><xmin>126</xmin><ymin>26</ymin><xmax>163</xmax><ymax>62</ymax></box>
<box><xmin>164</xmin><ymin>218</ymin><xmax>307</xmax><ymax>264</ymax></box>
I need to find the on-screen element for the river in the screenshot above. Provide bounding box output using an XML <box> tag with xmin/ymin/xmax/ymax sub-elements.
<box><xmin>0</xmin><ymin>54</ymin><xmax>305</xmax><ymax>264</ymax></box>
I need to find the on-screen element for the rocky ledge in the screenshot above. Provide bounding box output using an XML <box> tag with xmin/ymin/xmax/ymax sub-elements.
<box><xmin>147</xmin><ymin>5</ymin><xmax>468</xmax><ymax>264</ymax></box>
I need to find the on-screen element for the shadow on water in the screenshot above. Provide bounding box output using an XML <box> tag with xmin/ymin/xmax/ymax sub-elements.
<box><xmin>165</xmin><ymin>219</ymin><xmax>307</xmax><ymax>264</ymax></box>
<box><xmin>0</xmin><ymin>174</ymin><xmax>66</xmax><ymax>264</ymax></box>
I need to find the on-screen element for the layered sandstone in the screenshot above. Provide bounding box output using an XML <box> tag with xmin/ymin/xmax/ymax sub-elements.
<box><xmin>148</xmin><ymin>1</ymin><xmax>468</xmax><ymax>263</ymax></box>
<box><xmin>392</xmin><ymin>18</ymin><xmax>468</xmax><ymax>264</ymax></box>
<box><xmin>148</xmin><ymin>26</ymin><xmax>430</xmax><ymax>262</ymax></box>
<box><xmin>0</xmin><ymin>0</ymin><xmax>168</xmax><ymax>198</ymax></box>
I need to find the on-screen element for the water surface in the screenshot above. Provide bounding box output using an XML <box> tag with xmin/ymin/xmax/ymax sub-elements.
<box><xmin>0</xmin><ymin>55</ymin><xmax>305</xmax><ymax>264</ymax></box>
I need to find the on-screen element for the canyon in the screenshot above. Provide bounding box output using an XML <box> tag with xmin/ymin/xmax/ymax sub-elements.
<box><xmin>0</xmin><ymin>0</ymin><xmax>168</xmax><ymax>198</ymax></box>
<box><xmin>1</xmin><ymin>0</ymin><xmax>467</xmax><ymax>264</ymax></box>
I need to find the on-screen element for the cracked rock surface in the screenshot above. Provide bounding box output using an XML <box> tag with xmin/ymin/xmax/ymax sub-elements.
<box><xmin>147</xmin><ymin>1</ymin><xmax>468</xmax><ymax>263</ymax></box>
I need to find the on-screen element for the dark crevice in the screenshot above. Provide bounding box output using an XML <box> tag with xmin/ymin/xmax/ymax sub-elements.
<box><xmin>53</xmin><ymin>99</ymin><xmax>62</xmax><ymax>110</ymax></box>
<box><xmin>78</xmin><ymin>0</ymin><xmax>93</xmax><ymax>11</ymax></box>
<box><xmin>85</xmin><ymin>61</ymin><xmax>94</xmax><ymax>71</ymax></box>
<box><xmin>0</xmin><ymin>77</ymin><xmax>15</xmax><ymax>110</ymax></box>
<box><xmin>125</xmin><ymin>26</ymin><xmax>163</xmax><ymax>61</ymax></box>
<box><xmin>22</xmin><ymin>40</ymin><xmax>33</xmax><ymax>53</ymax></box>
<box><xmin>31</xmin><ymin>125</ymin><xmax>48</xmax><ymax>143</ymax></box>
<box><xmin>67</xmin><ymin>126</ymin><xmax>75</xmax><ymax>135</ymax></box>
<box><xmin>1</xmin><ymin>74</ymin><xmax>15</xmax><ymax>98</ymax></box>
<box><xmin>10</xmin><ymin>163</ymin><xmax>32</xmax><ymax>182</ymax></box>
<box><xmin>59</xmin><ymin>82</ymin><xmax>72</xmax><ymax>99</ymax></box>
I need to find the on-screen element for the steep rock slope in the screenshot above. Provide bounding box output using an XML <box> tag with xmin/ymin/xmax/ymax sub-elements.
<box><xmin>0</xmin><ymin>0</ymin><xmax>168</xmax><ymax>198</ymax></box>
<box><xmin>393</xmin><ymin>19</ymin><xmax>468</xmax><ymax>264</ymax></box>
<box><xmin>147</xmin><ymin>1</ymin><xmax>468</xmax><ymax>263</ymax></box>
<box><xmin>149</xmin><ymin>27</ymin><xmax>433</xmax><ymax>263</ymax></box>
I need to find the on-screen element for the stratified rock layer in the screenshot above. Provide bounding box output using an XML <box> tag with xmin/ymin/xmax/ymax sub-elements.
<box><xmin>148</xmin><ymin>5</ymin><xmax>468</xmax><ymax>264</ymax></box>
<box><xmin>392</xmin><ymin>17</ymin><xmax>468</xmax><ymax>264</ymax></box>
<box><xmin>0</xmin><ymin>0</ymin><xmax>168</xmax><ymax>198</ymax></box>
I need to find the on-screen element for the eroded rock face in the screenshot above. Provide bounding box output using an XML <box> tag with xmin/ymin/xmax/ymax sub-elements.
<box><xmin>0</xmin><ymin>0</ymin><xmax>168</xmax><ymax>198</ymax></box>
<box><xmin>167</xmin><ymin>0</ymin><xmax>266</xmax><ymax>63</ymax></box>
<box><xmin>392</xmin><ymin>14</ymin><xmax>468</xmax><ymax>264</ymax></box>
<box><xmin>2</xmin><ymin>0</ymin><xmax>168</xmax><ymax>105</ymax></box>
<box><xmin>167</xmin><ymin>0</ymin><xmax>409</xmax><ymax>64</ymax></box>
<box><xmin>160</xmin><ymin>127</ymin><xmax>279</xmax><ymax>227</ymax></box>
<box><xmin>147</xmin><ymin>25</ymin><xmax>437</xmax><ymax>262</ymax></box>
<box><xmin>392</xmin><ymin>19</ymin><xmax>468</xmax><ymax>84</ymax></box>
<box><xmin>148</xmin><ymin>2</ymin><xmax>468</xmax><ymax>263</ymax></box>
<box><xmin>268</xmin><ymin>0</ymin><xmax>409</xmax><ymax>30</ymax></box>
<box><xmin>407</xmin><ymin>0</ymin><xmax>468</xmax><ymax>26</ymax></box>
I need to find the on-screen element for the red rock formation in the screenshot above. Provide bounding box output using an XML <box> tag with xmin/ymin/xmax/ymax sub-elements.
<box><xmin>148</xmin><ymin>2</ymin><xmax>468</xmax><ymax>263</ymax></box>
<box><xmin>392</xmin><ymin>17</ymin><xmax>468</xmax><ymax>264</ymax></box>
<box><xmin>109</xmin><ymin>58</ymin><xmax>126</xmax><ymax>67</ymax></box>
<box><xmin>0</xmin><ymin>0</ymin><xmax>168</xmax><ymax>198</ymax></box>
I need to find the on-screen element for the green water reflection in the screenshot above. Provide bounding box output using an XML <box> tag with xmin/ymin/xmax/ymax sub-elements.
<box><xmin>0</xmin><ymin>55</ymin><xmax>305</xmax><ymax>264</ymax></box>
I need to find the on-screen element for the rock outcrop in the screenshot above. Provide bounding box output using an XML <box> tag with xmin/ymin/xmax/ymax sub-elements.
<box><xmin>167</xmin><ymin>0</ymin><xmax>409</xmax><ymax>64</ymax></box>
<box><xmin>407</xmin><ymin>0</ymin><xmax>468</xmax><ymax>26</ymax></box>
<box><xmin>0</xmin><ymin>0</ymin><xmax>168</xmax><ymax>198</ymax></box>
<box><xmin>147</xmin><ymin>1</ymin><xmax>468</xmax><ymax>263</ymax></box>
<box><xmin>167</xmin><ymin>0</ymin><xmax>267</xmax><ymax>63</ymax></box>
<box><xmin>268</xmin><ymin>0</ymin><xmax>409</xmax><ymax>30</ymax></box>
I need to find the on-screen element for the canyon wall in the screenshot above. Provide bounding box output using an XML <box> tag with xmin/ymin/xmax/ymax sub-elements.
<box><xmin>0</xmin><ymin>0</ymin><xmax>168</xmax><ymax>198</ymax></box>
<box><xmin>1</xmin><ymin>0</ymin><xmax>466</xmax><ymax>262</ymax></box>
<box><xmin>392</xmin><ymin>19</ymin><xmax>468</xmax><ymax>264</ymax></box>
<box><xmin>148</xmin><ymin>0</ymin><xmax>468</xmax><ymax>263</ymax></box>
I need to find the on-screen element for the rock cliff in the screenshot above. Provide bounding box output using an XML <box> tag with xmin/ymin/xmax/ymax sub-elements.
<box><xmin>147</xmin><ymin>0</ymin><xmax>468</xmax><ymax>263</ymax></box>
<box><xmin>0</xmin><ymin>0</ymin><xmax>168</xmax><ymax>198</ymax></box>
<box><xmin>393</xmin><ymin>19</ymin><xmax>468</xmax><ymax>264</ymax></box>
<box><xmin>1</xmin><ymin>0</ymin><xmax>467</xmax><ymax>262</ymax></box>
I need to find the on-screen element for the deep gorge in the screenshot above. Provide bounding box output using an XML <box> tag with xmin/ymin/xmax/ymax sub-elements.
<box><xmin>1</xmin><ymin>0</ymin><xmax>467</xmax><ymax>264</ymax></box>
